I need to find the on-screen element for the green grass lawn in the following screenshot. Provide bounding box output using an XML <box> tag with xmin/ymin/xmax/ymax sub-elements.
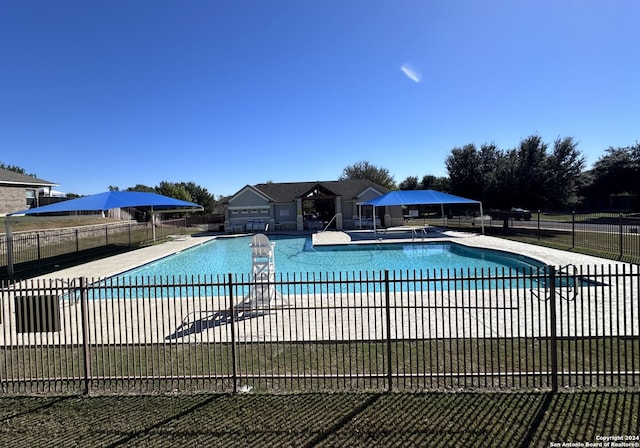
<box><xmin>0</xmin><ymin>391</ymin><xmax>637</xmax><ymax>447</ymax></box>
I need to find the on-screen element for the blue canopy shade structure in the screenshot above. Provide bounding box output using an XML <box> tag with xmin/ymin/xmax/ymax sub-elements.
<box><xmin>9</xmin><ymin>191</ymin><xmax>202</xmax><ymax>216</ymax></box>
<box><xmin>364</xmin><ymin>189</ymin><xmax>484</xmax><ymax>236</ymax></box>
<box><xmin>365</xmin><ymin>189</ymin><xmax>480</xmax><ymax>207</ymax></box>
<box><xmin>4</xmin><ymin>191</ymin><xmax>203</xmax><ymax>276</ymax></box>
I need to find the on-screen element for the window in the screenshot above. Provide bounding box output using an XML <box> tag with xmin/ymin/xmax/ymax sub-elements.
<box><xmin>25</xmin><ymin>189</ymin><xmax>36</xmax><ymax>207</ymax></box>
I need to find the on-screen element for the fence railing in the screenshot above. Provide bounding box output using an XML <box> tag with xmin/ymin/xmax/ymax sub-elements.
<box><xmin>1</xmin><ymin>265</ymin><xmax>638</xmax><ymax>395</ymax></box>
<box><xmin>441</xmin><ymin>211</ymin><xmax>640</xmax><ymax>262</ymax></box>
<box><xmin>0</xmin><ymin>219</ymin><xmax>187</xmax><ymax>277</ymax></box>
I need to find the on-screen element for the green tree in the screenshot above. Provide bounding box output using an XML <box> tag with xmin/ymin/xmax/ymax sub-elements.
<box><xmin>339</xmin><ymin>161</ymin><xmax>396</xmax><ymax>190</ymax></box>
<box><xmin>445</xmin><ymin>144</ymin><xmax>484</xmax><ymax>200</ymax></box>
<box><xmin>588</xmin><ymin>143</ymin><xmax>640</xmax><ymax>196</ymax></box>
<box><xmin>543</xmin><ymin>137</ymin><xmax>585</xmax><ymax>208</ymax></box>
<box><xmin>511</xmin><ymin>135</ymin><xmax>549</xmax><ymax>209</ymax></box>
<box><xmin>180</xmin><ymin>182</ymin><xmax>216</xmax><ymax>214</ymax></box>
<box><xmin>155</xmin><ymin>181</ymin><xmax>193</xmax><ymax>202</ymax></box>
<box><xmin>445</xmin><ymin>135</ymin><xmax>585</xmax><ymax>210</ymax></box>
<box><xmin>126</xmin><ymin>184</ymin><xmax>156</xmax><ymax>193</ymax></box>
<box><xmin>398</xmin><ymin>176</ymin><xmax>419</xmax><ymax>190</ymax></box>
<box><xmin>398</xmin><ymin>174</ymin><xmax>451</xmax><ymax>191</ymax></box>
<box><xmin>0</xmin><ymin>162</ymin><xmax>36</xmax><ymax>177</ymax></box>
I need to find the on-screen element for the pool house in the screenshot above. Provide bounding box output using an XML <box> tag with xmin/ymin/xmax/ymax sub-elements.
<box><xmin>223</xmin><ymin>179</ymin><xmax>404</xmax><ymax>232</ymax></box>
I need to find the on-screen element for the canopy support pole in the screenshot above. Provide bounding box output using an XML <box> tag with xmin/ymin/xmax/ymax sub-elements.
<box><xmin>480</xmin><ymin>202</ymin><xmax>485</xmax><ymax>234</ymax></box>
<box><xmin>151</xmin><ymin>206</ymin><xmax>157</xmax><ymax>242</ymax></box>
<box><xmin>372</xmin><ymin>206</ymin><xmax>377</xmax><ymax>239</ymax></box>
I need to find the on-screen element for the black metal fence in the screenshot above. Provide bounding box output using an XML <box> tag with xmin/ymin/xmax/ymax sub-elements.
<box><xmin>1</xmin><ymin>264</ymin><xmax>638</xmax><ymax>395</ymax></box>
<box><xmin>443</xmin><ymin>211</ymin><xmax>640</xmax><ymax>262</ymax></box>
<box><xmin>0</xmin><ymin>219</ymin><xmax>188</xmax><ymax>277</ymax></box>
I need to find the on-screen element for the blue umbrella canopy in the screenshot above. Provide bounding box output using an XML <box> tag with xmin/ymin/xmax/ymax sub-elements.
<box><xmin>10</xmin><ymin>191</ymin><xmax>202</xmax><ymax>216</ymax></box>
<box><xmin>363</xmin><ymin>189</ymin><xmax>484</xmax><ymax>236</ymax></box>
<box><xmin>365</xmin><ymin>189</ymin><xmax>479</xmax><ymax>206</ymax></box>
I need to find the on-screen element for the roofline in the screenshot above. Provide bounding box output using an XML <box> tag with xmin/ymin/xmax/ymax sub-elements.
<box><xmin>1</xmin><ymin>180</ymin><xmax>59</xmax><ymax>187</ymax></box>
<box><xmin>232</xmin><ymin>185</ymin><xmax>275</xmax><ymax>202</ymax></box>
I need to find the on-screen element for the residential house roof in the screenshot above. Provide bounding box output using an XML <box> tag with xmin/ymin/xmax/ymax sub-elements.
<box><xmin>249</xmin><ymin>179</ymin><xmax>390</xmax><ymax>203</ymax></box>
<box><xmin>0</xmin><ymin>167</ymin><xmax>57</xmax><ymax>187</ymax></box>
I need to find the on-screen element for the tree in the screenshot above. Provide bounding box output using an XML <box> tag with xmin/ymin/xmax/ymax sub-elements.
<box><xmin>0</xmin><ymin>162</ymin><xmax>36</xmax><ymax>177</ymax></box>
<box><xmin>445</xmin><ymin>144</ymin><xmax>484</xmax><ymax>200</ymax></box>
<box><xmin>588</xmin><ymin>143</ymin><xmax>640</xmax><ymax>197</ymax></box>
<box><xmin>512</xmin><ymin>135</ymin><xmax>548</xmax><ymax>209</ymax></box>
<box><xmin>155</xmin><ymin>181</ymin><xmax>193</xmax><ymax>202</ymax></box>
<box><xmin>398</xmin><ymin>174</ymin><xmax>451</xmax><ymax>191</ymax></box>
<box><xmin>398</xmin><ymin>176</ymin><xmax>419</xmax><ymax>190</ymax></box>
<box><xmin>445</xmin><ymin>135</ymin><xmax>586</xmax><ymax>210</ymax></box>
<box><xmin>543</xmin><ymin>137</ymin><xmax>585</xmax><ymax>208</ymax></box>
<box><xmin>339</xmin><ymin>161</ymin><xmax>396</xmax><ymax>190</ymax></box>
<box><xmin>126</xmin><ymin>184</ymin><xmax>155</xmax><ymax>193</ymax></box>
<box><xmin>180</xmin><ymin>182</ymin><xmax>217</xmax><ymax>214</ymax></box>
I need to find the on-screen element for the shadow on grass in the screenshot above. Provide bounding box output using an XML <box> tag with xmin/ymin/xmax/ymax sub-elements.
<box><xmin>1</xmin><ymin>391</ymin><xmax>637</xmax><ymax>447</ymax></box>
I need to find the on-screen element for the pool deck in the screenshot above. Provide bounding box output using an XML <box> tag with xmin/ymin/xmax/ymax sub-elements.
<box><xmin>28</xmin><ymin>228</ymin><xmax>629</xmax><ymax>282</ymax></box>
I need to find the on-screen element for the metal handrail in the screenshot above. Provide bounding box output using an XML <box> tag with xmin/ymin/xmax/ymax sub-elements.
<box><xmin>322</xmin><ymin>214</ymin><xmax>338</xmax><ymax>232</ymax></box>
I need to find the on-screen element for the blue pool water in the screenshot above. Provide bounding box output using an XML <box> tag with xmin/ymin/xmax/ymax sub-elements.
<box><xmin>89</xmin><ymin>235</ymin><xmax>547</xmax><ymax>298</ymax></box>
<box><xmin>119</xmin><ymin>235</ymin><xmax>545</xmax><ymax>278</ymax></box>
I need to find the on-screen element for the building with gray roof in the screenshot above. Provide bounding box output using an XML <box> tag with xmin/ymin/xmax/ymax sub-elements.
<box><xmin>0</xmin><ymin>167</ymin><xmax>58</xmax><ymax>216</ymax></box>
<box><xmin>224</xmin><ymin>179</ymin><xmax>402</xmax><ymax>232</ymax></box>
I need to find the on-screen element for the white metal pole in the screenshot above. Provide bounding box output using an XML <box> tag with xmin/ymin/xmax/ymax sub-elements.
<box><xmin>151</xmin><ymin>207</ymin><xmax>156</xmax><ymax>242</ymax></box>
<box><xmin>373</xmin><ymin>206</ymin><xmax>377</xmax><ymax>239</ymax></box>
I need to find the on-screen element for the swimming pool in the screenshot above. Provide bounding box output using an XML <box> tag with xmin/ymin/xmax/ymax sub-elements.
<box><xmin>118</xmin><ymin>235</ymin><xmax>545</xmax><ymax>278</ymax></box>
<box><xmin>91</xmin><ymin>235</ymin><xmax>547</xmax><ymax>299</ymax></box>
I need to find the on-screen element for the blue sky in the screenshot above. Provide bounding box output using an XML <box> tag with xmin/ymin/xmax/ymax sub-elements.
<box><xmin>1</xmin><ymin>1</ymin><xmax>638</xmax><ymax>197</ymax></box>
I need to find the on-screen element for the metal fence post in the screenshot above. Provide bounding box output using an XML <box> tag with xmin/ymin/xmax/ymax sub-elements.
<box><xmin>228</xmin><ymin>273</ymin><xmax>237</xmax><ymax>394</ymax></box>
<box><xmin>37</xmin><ymin>233</ymin><xmax>42</xmax><ymax>271</ymax></box>
<box><xmin>79</xmin><ymin>277</ymin><xmax>92</xmax><ymax>395</ymax></box>
<box><xmin>548</xmin><ymin>266</ymin><xmax>558</xmax><ymax>393</ymax></box>
<box><xmin>619</xmin><ymin>213</ymin><xmax>623</xmax><ymax>259</ymax></box>
<box><xmin>384</xmin><ymin>270</ymin><xmax>393</xmax><ymax>392</ymax></box>
<box><xmin>572</xmin><ymin>212</ymin><xmax>576</xmax><ymax>248</ymax></box>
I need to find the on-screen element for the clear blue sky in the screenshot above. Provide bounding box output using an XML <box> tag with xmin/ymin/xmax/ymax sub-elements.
<box><xmin>1</xmin><ymin>1</ymin><xmax>638</xmax><ymax>197</ymax></box>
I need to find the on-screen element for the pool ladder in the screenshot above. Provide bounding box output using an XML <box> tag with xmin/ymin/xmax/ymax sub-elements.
<box><xmin>321</xmin><ymin>214</ymin><xmax>339</xmax><ymax>232</ymax></box>
<box><xmin>411</xmin><ymin>227</ymin><xmax>428</xmax><ymax>241</ymax></box>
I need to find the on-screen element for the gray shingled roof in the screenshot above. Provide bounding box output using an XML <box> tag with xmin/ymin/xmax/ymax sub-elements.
<box><xmin>0</xmin><ymin>167</ymin><xmax>57</xmax><ymax>187</ymax></box>
<box><xmin>252</xmin><ymin>179</ymin><xmax>389</xmax><ymax>202</ymax></box>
